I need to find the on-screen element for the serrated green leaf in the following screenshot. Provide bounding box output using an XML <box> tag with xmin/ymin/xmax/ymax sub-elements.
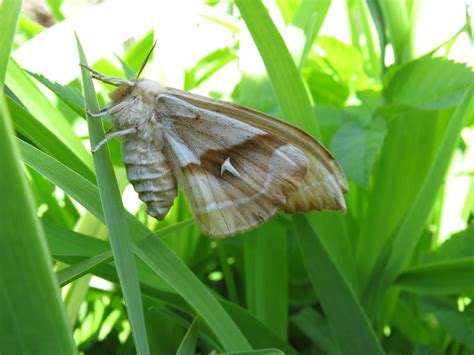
<box><xmin>384</xmin><ymin>57</ymin><xmax>473</xmax><ymax>110</ymax></box>
<box><xmin>331</xmin><ymin>117</ymin><xmax>386</xmax><ymax>187</ymax></box>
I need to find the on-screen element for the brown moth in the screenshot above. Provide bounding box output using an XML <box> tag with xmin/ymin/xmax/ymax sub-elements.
<box><xmin>82</xmin><ymin>51</ymin><xmax>348</xmax><ymax>238</ymax></box>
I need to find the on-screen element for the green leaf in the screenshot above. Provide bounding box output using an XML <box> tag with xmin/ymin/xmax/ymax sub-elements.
<box><xmin>293</xmin><ymin>215</ymin><xmax>384</xmax><ymax>355</ymax></box>
<box><xmin>76</xmin><ymin>36</ymin><xmax>150</xmax><ymax>355</ymax></box>
<box><xmin>57</xmin><ymin>251</ymin><xmax>113</xmax><ymax>286</ymax></box>
<box><xmin>357</xmin><ymin>107</ymin><xmax>449</xmax><ymax>293</ymax></box>
<box><xmin>0</xmin><ymin>93</ymin><xmax>76</xmax><ymax>354</ymax></box>
<box><xmin>185</xmin><ymin>46</ymin><xmax>237</xmax><ymax>91</ymax></box>
<box><xmin>0</xmin><ymin>1</ymin><xmax>76</xmax><ymax>352</ymax></box>
<box><xmin>6</xmin><ymin>95</ymin><xmax>95</xmax><ymax>182</ymax></box>
<box><xmin>330</xmin><ymin>117</ymin><xmax>386</xmax><ymax>187</ymax></box>
<box><xmin>28</xmin><ymin>71</ymin><xmax>86</xmax><ymax>116</ymax></box>
<box><xmin>421</xmin><ymin>297</ymin><xmax>474</xmax><ymax>349</ymax></box>
<box><xmin>19</xmin><ymin>140</ymin><xmax>252</xmax><ymax>352</ymax></box>
<box><xmin>294</xmin><ymin>0</ymin><xmax>332</xmax><ymax>69</ymax></box>
<box><xmin>5</xmin><ymin>59</ymin><xmax>92</xmax><ymax>168</ymax></box>
<box><xmin>176</xmin><ymin>318</ymin><xmax>199</xmax><ymax>355</ymax></box>
<box><xmin>367</xmin><ymin>86</ymin><xmax>474</xmax><ymax>307</ymax></box>
<box><xmin>384</xmin><ymin>57</ymin><xmax>473</xmax><ymax>110</ymax></box>
<box><xmin>219</xmin><ymin>350</ymin><xmax>284</xmax><ymax>355</ymax></box>
<box><xmin>244</xmin><ymin>221</ymin><xmax>288</xmax><ymax>339</ymax></box>
<box><xmin>0</xmin><ymin>0</ymin><xmax>21</xmax><ymax>85</ymax></box>
<box><xmin>291</xmin><ymin>307</ymin><xmax>337</xmax><ymax>353</ymax></box>
<box><xmin>235</xmin><ymin>0</ymin><xmax>321</xmax><ymax>138</ymax></box>
<box><xmin>305</xmin><ymin>71</ymin><xmax>349</xmax><ymax>106</ymax></box>
<box><xmin>390</xmin><ymin>299</ymin><xmax>433</xmax><ymax>345</ymax></box>
<box><xmin>422</xmin><ymin>224</ymin><xmax>474</xmax><ymax>263</ymax></box>
<box><xmin>395</xmin><ymin>258</ymin><xmax>474</xmax><ymax>295</ymax></box>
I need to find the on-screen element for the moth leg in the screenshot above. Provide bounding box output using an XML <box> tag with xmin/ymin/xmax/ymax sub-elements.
<box><xmin>87</xmin><ymin>109</ymin><xmax>109</xmax><ymax>118</ymax></box>
<box><xmin>87</xmin><ymin>99</ymin><xmax>134</xmax><ymax>118</ymax></box>
<box><xmin>80</xmin><ymin>64</ymin><xmax>134</xmax><ymax>86</ymax></box>
<box><xmin>91</xmin><ymin>127</ymin><xmax>137</xmax><ymax>153</ymax></box>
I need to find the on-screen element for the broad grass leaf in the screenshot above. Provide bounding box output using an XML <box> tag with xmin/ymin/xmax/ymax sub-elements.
<box><xmin>395</xmin><ymin>258</ymin><xmax>474</xmax><ymax>294</ymax></box>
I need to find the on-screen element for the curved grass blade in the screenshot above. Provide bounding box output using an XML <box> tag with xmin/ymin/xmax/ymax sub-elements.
<box><xmin>19</xmin><ymin>126</ymin><xmax>252</xmax><ymax>352</ymax></box>
<box><xmin>366</xmin><ymin>86</ymin><xmax>474</xmax><ymax>308</ymax></box>
<box><xmin>57</xmin><ymin>250</ymin><xmax>113</xmax><ymax>287</ymax></box>
<box><xmin>0</xmin><ymin>1</ymin><xmax>76</xmax><ymax>353</ymax></box>
<box><xmin>293</xmin><ymin>215</ymin><xmax>384</xmax><ymax>355</ymax></box>
<box><xmin>176</xmin><ymin>318</ymin><xmax>199</xmax><ymax>355</ymax></box>
<box><xmin>234</xmin><ymin>0</ymin><xmax>320</xmax><ymax>138</ymax></box>
<box><xmin>395</xmin><ymin>258</ymin><xmax>474</xmax><ymax>295</ymax></box>
<box><xmin>76</xmin><ymin>35</ymin><xmax>150</xmax><ymax>355</ymax></box>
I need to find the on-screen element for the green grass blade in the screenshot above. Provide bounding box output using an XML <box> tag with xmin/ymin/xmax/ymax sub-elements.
<box><xmin>76</xmin><ymin>36</ymin><xmax>150</xmax><ymax>355</ymax></box>
<box><xmin>371</xmin><ymin>86</ymin><xmax>473</xmax><ymax>301</ymax></box>
<box><xmin>235</xmin><ymin>0</ymin><xmax>320</xmax><ymax>138</ymax></box>
<box><xmin>0</xmin><ymin>0</ymin><xmax>21</xmax><ymax>85</ymax></box>
<box><xmin>57</xmin><ymin>251</ymin><xmax>113</xmax><ymax>286</ymax></box>
<box><xmin>19</xmin><ymin>136</ymin><xmax>252</xmax><ymax>352</ymax></box>
<box><xmin>395</xmin><ymin>258</ymin><xmax>474</xmax><ymax>295</ymax></box>
<box><xmin>7</xmin><ymin>95</ymin><xmax>95</xmax><ymax>182</ymax></box>
<box><xmin>6</xmin><ymin>59</ymin><xmax>92</xmax><ymax>168</ymax></box>
<box><xmin>0</xmin><ymin>103</ymin><xmax>76</xmax><ymax>353</ymax></box>
<box><xmin>244</xmin><ymin>222</ymin><xmax>288</xmax><ymax>339</ymax></box>
<box><xmin>0</xmin><ymin>1</ymin><xmax>76</xmax><ymax>352</ymax></box>
<box><xmin>295</xmin><ymin>0</ymin><xmax>332</xmax><ymax>70</ymax></box>
<box><xmin>176</xmin><ymin>318</ymin><xmax>199</xmax><ymax>355</ymax></box>
<box><xmin>293</xmin><ymin>214</ymin><xmax>384</xmax><ymax>355</ymax></box>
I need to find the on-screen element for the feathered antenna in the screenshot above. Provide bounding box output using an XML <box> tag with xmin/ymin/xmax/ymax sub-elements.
<box><xmin>136</xmin><ymin>40</ymin><xmax>157</xmax><ymax>80</ymax></box>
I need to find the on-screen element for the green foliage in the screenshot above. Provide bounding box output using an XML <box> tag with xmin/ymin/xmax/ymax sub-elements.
<box><xmin>2</xmin><ymin>0</ymin><xmax>473</xmax><ymax>354</ymax></box>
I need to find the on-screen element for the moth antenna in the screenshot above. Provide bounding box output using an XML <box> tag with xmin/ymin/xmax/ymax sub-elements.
<box><xmin>136</xmin><ymin>40</ymin><xmax>157</xmax><ymax>80</ymax></box>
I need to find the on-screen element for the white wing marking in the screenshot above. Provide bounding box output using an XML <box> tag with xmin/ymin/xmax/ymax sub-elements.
<box><xmin>220</xmin><ymin>157</ymin><xmax>242</xmax><ymax>178</ymax></box>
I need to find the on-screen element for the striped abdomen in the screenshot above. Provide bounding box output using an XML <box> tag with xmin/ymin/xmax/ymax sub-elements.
<box><xmin>122</xmin><ymin>138</ymin><xmax>177</xmax><ymax>220</ymax></box>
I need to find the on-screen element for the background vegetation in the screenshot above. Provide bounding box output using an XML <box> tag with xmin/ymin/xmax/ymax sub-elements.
<box><xmin>1</xmin><ymin>0</ymin><xmax>473</xmax><ymax>354</ymax></box>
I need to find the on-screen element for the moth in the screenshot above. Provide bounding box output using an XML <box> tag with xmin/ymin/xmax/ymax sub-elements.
<box><xmin>81</xmin><ymin>49</ymin><xmax>348</xmax><ymax>238</ymax></box>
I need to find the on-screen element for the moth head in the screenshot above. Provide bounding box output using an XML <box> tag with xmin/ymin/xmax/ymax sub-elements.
<box><xmin>110</xmin><ymin>41</ymin><xmax>161</xmax><ymax>104</ymax></box>
<box><xmin>110</xmin><ymin>79</ymin><xmax>164</xmax><ymax>104</ymax></box>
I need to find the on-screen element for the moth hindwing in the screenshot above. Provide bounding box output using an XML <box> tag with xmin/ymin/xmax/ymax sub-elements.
<box><xmin>84</xmin><ymin>66</ymin><xmax>348</xmax><ymax>238</ymax></box>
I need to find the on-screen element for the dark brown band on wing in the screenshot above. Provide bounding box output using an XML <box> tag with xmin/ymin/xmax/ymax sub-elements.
<box><xmin>199</xmin><ymin>134</ymin><xmax>287</xmax><ymax>177</ymax></box>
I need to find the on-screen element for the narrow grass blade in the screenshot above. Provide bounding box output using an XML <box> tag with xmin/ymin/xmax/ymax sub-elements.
<box><xmin>370</xmin><ymin>86</ymin><xmax>473</xmax><ymax>302</ymax></box>
<box><xmin>294</xmin><ymin>0</ymin><xmax>332</xmax><ymax>70</ymax></box>
<box><xmin>0</xmin><ymin>0</ymin><xmax>22</xmax><ymax>85</ymax></box>
<box><xmin>76</xmin><ymin>36</ymin><xmax>150</xmax><ymax>355</ymax></box>
<box><xmin>7</xmin><ymin>95</ymin><xmax>95</xmax><ymax>182</ymax></box>
<box><xmin>176</xmin><ymin>318</ymin><xmax>199</xmax><ymax>355</ymax></box>
<box><xmin>293</xmin><ymin>215</ymin><xmax>384</xmax><ymax>355</ymax></box>
<box><xmin>0</xmin><ymin>1</ymin><xmax>76</xmax><ymax>352</ymax></box>
<box><xmin>19</xmin><ymin>128</ymin><xmax>252</xmax><ymax>352</ymax></box>
<box><xmin>235</xmin><ymin>0</ymin><xmax>320</xmax><ymax>138</ymax></box>
<box><xmin>57</xmin><ymin>251</ymin><xmax>113</xmax><ymax>286</ymax></box>
<box><xmin>0</xmin><ymin>103</ymin><xmax>76</xmax><ymax>353</ymax></box>
<box><xmin>6</xmin><ymin>59</ymin><xmax>92</xmax><ymax>168</ymax></box>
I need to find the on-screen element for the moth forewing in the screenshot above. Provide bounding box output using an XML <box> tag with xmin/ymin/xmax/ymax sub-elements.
<box><xmin>84</xmin><ymin>65</ymin><xmax>348</xmax><ymax>238</ymax></box>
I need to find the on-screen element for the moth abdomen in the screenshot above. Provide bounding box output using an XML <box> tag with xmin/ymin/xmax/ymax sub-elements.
<box><xmin>122</xmin><ymin>140</ymin><xmax>177</xmax><ymax>220</ymax></box>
